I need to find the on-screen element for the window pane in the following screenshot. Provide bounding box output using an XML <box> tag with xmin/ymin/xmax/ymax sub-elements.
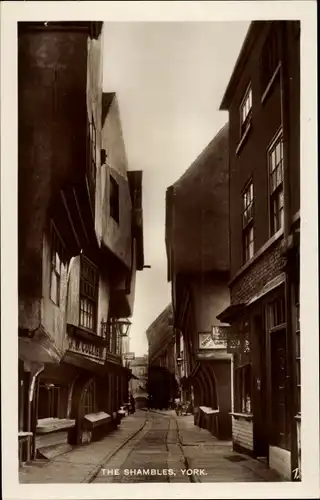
<box><xmin>276</xmin><ymin>166</ymin><xmax>282</xmax><ymax>187</ymax></box>
<box><xmin>279</xmin><ymin>189</ymin><xmax>284</xmax><ymax>208</ymax></box>
<box><xmin>279</xmin><ymin>207</ymin><xmax>284</xmax><ymax>230</ymax></box>
<box><xmin>275</xmin><ymin>142</ymin><xmax>281</xmax><ymax>165</ymax></box>
<box><xmin>249</xmin><ymin>241</ymin><xmax>254</xmax><ymax>259</ymax></box>
<box><xmin>243</xmin><ymin>192</ymin><xmax>247</xmax><ymax>209</ymax></box>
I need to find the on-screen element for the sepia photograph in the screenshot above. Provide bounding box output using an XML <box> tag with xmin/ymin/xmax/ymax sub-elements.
<box><xmin>1</xmin><ymin>1</ymin><xmax>318</xmax><ymax>499</ymax></box>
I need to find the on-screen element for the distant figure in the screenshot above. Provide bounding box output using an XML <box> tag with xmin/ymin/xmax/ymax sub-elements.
<box><xmin>130</xmin><ymin>394</ymin><xmax>136</xmax><ymax>414</ymax></box>
<box><xmin>174</xmin><ymin>396</ymin><xmax>182</xmax><ymax>416</ymax></box>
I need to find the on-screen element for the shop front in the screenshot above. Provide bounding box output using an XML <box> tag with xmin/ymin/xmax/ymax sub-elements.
<box><xmin>222</xmin><ymin>279</ymin><xmax>294</xmax><ymax>479</ymax></box>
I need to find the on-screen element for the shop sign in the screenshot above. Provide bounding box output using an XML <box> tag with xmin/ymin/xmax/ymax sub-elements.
<box><xmin>198</xmin><ymin>326</ymin><xmax>228</xmax><ymax>350</ymax></box>
<box><xmin>124</xmin><ymin>352</ymin><xmax>135</xmax><ymax>360</ymax></box>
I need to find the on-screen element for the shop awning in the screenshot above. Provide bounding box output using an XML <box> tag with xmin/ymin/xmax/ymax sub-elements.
<box><xmin>216</xmin><ymin>303</ymin><xmax>246</xmax><ymax>324</ymax></box>
<box><xmin>121</xmin><ymin>365</ymin><xmax>138</xmax><ymax>380</ymax></box>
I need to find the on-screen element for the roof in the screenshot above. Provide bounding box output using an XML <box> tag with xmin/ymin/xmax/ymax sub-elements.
<box><xmin>220</xmin><ymin>21</ymin><xmax>267</xmax><ymax>110</ymax></box>
<box><xmin>102</xmin><ymin>92</ymin><xmax>116</xmax><ymax>127</ymax></box>
<box><xmin>166</xmin><ymin>123</ymin><xmax>230</xmax><ymax>278</ymax></box>
<box><xmin>146</xmin><ymin>304</ymin><xmax>174</xmax><ymax>359</ymax></box>
<box><xmin>146</xmin><ymin>304</ymin><xmax>173</xmax><ymax>340</ymax></box>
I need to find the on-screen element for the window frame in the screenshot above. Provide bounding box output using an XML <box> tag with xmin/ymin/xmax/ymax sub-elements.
<box><xmin>79</xmin><ymin>254</ymin><xmax>99</xmax><ymax>333</ymax></box>
<box><xmin>268</xmin><ymin>130</ymin><xmax>284</xmax><ymax>236</ymax></box>
<box><xmin>49</xmin><ymin>222</ymin><xmax>64</xmax><ymax>306</ymax></box>
<box><xmin>269</xmin><ymin>295</ymin><xmax>286</xmax><ymax>330</ymax></box>
<box><xmin>242</xmin><ymin>180</ymin><xmax>254</xmax><ymax>263</ymax></box>
<box><xmin>239</xmin><ymin>83</ymin><xmax>252</xmax><ymax>138</ymax></box>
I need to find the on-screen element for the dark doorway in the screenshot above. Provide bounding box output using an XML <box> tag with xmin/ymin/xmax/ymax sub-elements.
<box><xmin>38</xmin><ymin>384</ymin><xmax>60</xmax><ymax>419</ymax></box>
<box><xmin>253</xmin><ymin>314</ymin><xmax>268</xmax><ymax>457</ymax></box>
<box><xmin>270</xmin><ymin>329</ymin><xmax>288</xmax><ymax>449</ymax></box>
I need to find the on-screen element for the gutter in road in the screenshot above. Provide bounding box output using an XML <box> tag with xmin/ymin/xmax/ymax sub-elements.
<box><xmin>84</xmin><ymin>414</ymin><xmax>148</xmax><ymax>483</ymax></box>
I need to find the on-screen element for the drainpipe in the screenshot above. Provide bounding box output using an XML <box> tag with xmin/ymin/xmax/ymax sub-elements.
<box><xmin>279</xmin><ymin>21</ymin><xmax>298</xmax><ymax>479</ymax></box>
<box><xmin>64</xmin><ymin>253</ymin><xmax>81</xmax><ymax>345</ymax></box>
<box><xmin>64</xmin><ymin>253</ymin><xmax>81</xmax><ymax>418</ymax></box>
<box><xmin>27</xmin><ymin>364</ymin><xmax>44</xmax><ymax>461</ymax></box>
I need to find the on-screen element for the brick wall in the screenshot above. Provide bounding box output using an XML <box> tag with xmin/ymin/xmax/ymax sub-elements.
<box><xmin>227</xmin><ymin>22</ymin><xmax>300</xmax><ymax>279</ymax></box>
<box><xmin>232</xmin><ymin>417</ymin><xmax>254</xmax><ymax>450</ymax></box>
<box><xmin>231</xmin><ymin>237</ymin><xmax>285</xmax><ymax>304</ymax></box>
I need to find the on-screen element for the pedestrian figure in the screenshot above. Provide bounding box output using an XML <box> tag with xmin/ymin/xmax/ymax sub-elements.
<box><xmin>174</xmin><ymin>396</ymin><xmax>182</xmax><ymax>416</ymax></box>
<box><xmin>130</xmin><ymin>394</ymin><xmax>136</xmax><ymax>414</ymax></box>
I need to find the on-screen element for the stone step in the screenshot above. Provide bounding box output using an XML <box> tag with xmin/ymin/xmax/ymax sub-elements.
<box><xmin>37</xmin><ymin>443</ymin><xmax>73</xmax><ymax>460</ymax></box>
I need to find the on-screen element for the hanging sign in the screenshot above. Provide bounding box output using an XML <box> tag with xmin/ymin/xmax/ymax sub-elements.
<box><xmin>227</xmin><ymin>320</ymin><xmax>251</xmax><ymax>362</ymax></box>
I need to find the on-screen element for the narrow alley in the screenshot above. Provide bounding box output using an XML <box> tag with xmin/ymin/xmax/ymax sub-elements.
<box><xmin>20</xmin><ymin>411</ymin><xmax>282</xmax><ymax>484</ymax></box>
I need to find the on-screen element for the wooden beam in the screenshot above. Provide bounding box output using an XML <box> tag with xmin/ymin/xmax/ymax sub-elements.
<box><xmin>73</xmin><ymin>188</ymin><xmax>89</xmax><ymax>244</ymax></box>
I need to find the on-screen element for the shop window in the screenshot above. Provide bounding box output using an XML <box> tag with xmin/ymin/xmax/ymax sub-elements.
<box><xmin>235</xmin><ymin>363</ymin><xmax>252</xmax><ymax>413</ymax></box>
<box><xmin>79</xmin><ymin>255</ymin><xmax>98</xmax><ymax>332</ymax></box>
<box><xmin>110</xmin><ymin>175</ymin><xmax>119</xmax><ymax>223</ymax></box>
<box><xmin>260</xmin><ymin>23</ymin><xmax>281</xmax><ymax>94</ymax></box>
<box><xmin>50</xmin><ymin>223</ymin><xmax>64</xmax><ymax>306</ymax></box>
<box><xmin>242</xmin><ymin>180</ymin><xmax>254</xmax><ymax>263</ymax></box>
<box><xmin>268</xmin><ymin>132</ymin><xmax>284</xmax><ymax>235</ymax></box>
<box><xmin>83</xmin><ymin>379</ymin><xmax>96</xmax><ymax>415</ymax></box>
<box><xmin>240</xmin><ymin>84</ymin><xmax>252</xmax><ymax>137</ymax></box>
<box><xmin>38</xmin><ymin>384</ymin><xmax>60</xmax><ymax>419</ymax></box>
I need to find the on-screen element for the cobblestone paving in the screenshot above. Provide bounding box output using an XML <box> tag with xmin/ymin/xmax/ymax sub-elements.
<box><xmin>94</xmin><ymin>413</ymin><xmax>172</xmax><ymax>483</ymax></box>
<box><xmin>20</xmin><ymin>410</ymin><xmax>284</xmax><ymax>483</ymax></box>
<box><xmin>93</xmin><ymin>411</ymin><xmax>283</xmax><ymax>483</ymax></box>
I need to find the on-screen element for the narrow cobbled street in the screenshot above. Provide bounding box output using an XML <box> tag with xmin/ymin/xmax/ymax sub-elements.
<box><xmin>92</xmin><ymin>411</ymin><xmax>282</xmax><ymax>483</ymax></box>
<box><xmin>20</xmin><ymin>411</ymin><xmax>283</xmax><ymax>483</ymax></box>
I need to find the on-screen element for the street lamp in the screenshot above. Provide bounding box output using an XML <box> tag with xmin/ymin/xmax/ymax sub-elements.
<box><xmin>114</xmin><ymin>318</ymin><xmax>132</xmax><ymax>337</ymax></box>
<box><xmin>107</xmin><ymin>318</ymin><xmax>132</xmax><ymax>357</ymax></box>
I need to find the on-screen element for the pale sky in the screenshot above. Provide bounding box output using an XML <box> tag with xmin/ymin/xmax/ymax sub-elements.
<box><xmin>103</xmin><ymin>22</ymin><xmax>250</xmax><ymax>356</ymax></box>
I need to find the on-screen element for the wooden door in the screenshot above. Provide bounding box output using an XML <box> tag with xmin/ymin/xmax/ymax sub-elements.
<box><xmin>253</xmin><ymin>314</ymin><xmax>268</xmax><ymax>456</ymax></box>
<box><xmin>270</xmin><ymin>329</ymin><xmax>288</xmax><ymax>449</ymax></box>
